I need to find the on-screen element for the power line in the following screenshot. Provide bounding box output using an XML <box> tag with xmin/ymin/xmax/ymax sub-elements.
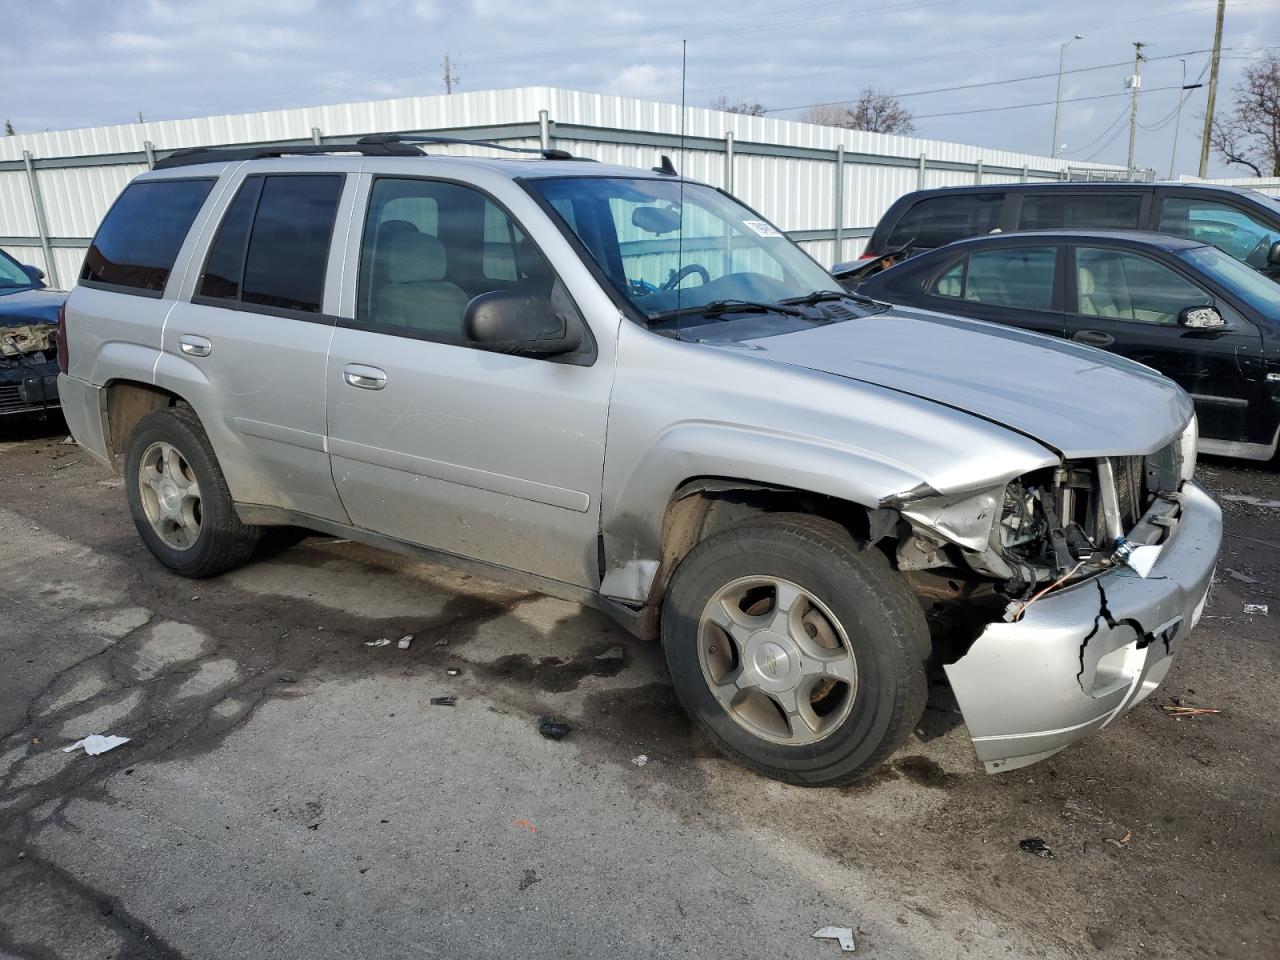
<box><xmin>909</xmin><ymin>83</ymin><xmax>1188</xmax><ymax>121</ymax></box>
<box><xmin>1060</xmin><ymin>104</ymin><xmax>1131</xmax><ymax>155</ymax></box>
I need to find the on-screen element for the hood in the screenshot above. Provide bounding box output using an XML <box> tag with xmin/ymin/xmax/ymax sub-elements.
<box><xmin>0</xmin><ymin>287</ymin><xmax>65</xmax><ymax>327</ymax></box>
<box><xmin>738</xmin><ymin>306</ymin><xmax>1192</xmax><ymax>458</ymax></box>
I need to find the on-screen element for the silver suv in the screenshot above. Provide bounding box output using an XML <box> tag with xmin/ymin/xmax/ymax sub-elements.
<box><xmin>59</xmin><ymin>137</ymin><xmax>1221</xmax><ymax>786</ymax></box>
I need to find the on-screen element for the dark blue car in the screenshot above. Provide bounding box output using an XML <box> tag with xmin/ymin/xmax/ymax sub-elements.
<box><xmin>1</xmin><ymin>247</ymin><xmax>65</xmax><ymax>419</ymax></box>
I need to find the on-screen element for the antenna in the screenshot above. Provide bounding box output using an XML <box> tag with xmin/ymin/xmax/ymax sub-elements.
<box><xmin>675</xmin><ymin>39</ymin><xmax>688</xmax><ymax>339</ymax></box>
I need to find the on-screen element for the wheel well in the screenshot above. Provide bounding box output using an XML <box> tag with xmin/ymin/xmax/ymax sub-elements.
<box><xmin>104</xmin><ymin>381</ymin><xmax>182</xmax><ymax>463</ymax></box>
<box><xmin>635</xmin><ymin>478</ymin><xmax>875</xmax><ymax>636</ymax></box>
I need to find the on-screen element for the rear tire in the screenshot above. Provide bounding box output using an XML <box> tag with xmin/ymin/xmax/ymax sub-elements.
<box><xmin>661</xmin><ymin>513</ymin><xmax>928</xmax><ymax>786</ymax></box>
<box><xmin>124</xmin><ymin>405</ymin><xmax>259</xmax><ymax>578</ymax></box>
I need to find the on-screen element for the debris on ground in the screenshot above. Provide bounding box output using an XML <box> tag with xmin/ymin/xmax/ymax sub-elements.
<box><xmin>429</xmin><ymin>696</ymin><xmax>457</xmax><ymax>706</ymax></box>
<box><xmin>1104</xmin><ymin>830</ymin><xmax>1132</xmax><ymax>849</ymax></box>
<box><xmin>1243</xmin><ymin>604</ymin><xmax>1269</xmax><ymax>616</ymax></box>
<box><xmin>51</xmin><ymin>458</ymin><xmax>81</xmax><ymax>471</ymax></box>
<box><xmin>1162</xmin><ymin>702</ymin><xmax>1221</xmax><ymax>717</ymax></box>
<box><xmin>61</xmin><ymin>435</ymin><xmax>77</xmax><ymax>445</ymax></box>
<box><xmin>396</xmin><ymin>634</ymin><xmax>413</xmax><ymax>650</ymax></box>
<box><xmin>594</xmin><ymin>644</ymin><xmax>625</xmax><ymax>662</ymax></box>
<box><xmin>363</xmin><ymin>638</ymin><xmax>391</xmax><ymax>648</ymax></box>
<box><xmin>1019</xmin><ymin>837</ymin><xmax>1054</xmax><ymax>859</ymax></box>
<box><xmin>812</xmin><ymin>926</ymin><xmax>857</xmax><ymax>952</ymax></box>
<box><xmin>433</xmin><ymin>637</ymin><xmax>449</xmax><ymax>647</ymax></box>
<box><xmin>537</xmin><ymin>716</ymin><xmax>571</xmax><ymax>741</ymax></box>
<box><xmin>275</xmin><ymin>676</ymin><xmax>297</xmax><ymax>684</ymax></box>
<box><xmin>62</xmin><ymin>734</ymin><xmax>130</xmax><ymax>756</ymax></box>
<box><xmin>512</xmin><ymin>818</ymin><xmax>537</xmax><ymax>833</ymax></box>
<box><xmin>632</xmin><ymin>754</ymin><xmax>649</xmax><ymax>767</ymax></box>
<box><xmin>1227</xmin><ymin>569</ymin><xmax>1260</xmax><ymax>584</ymax></box>
<box><xmin>519</xmin><ymin>868</ymin><xmax>541</xmax><ymax>891</ymax></box>
<box><xmin>445</xmin><ymin>667</ymin><xmax>461</xmax><ymax>677</ymax></box>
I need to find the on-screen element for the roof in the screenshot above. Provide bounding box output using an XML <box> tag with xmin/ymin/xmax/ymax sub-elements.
<box><xmin>944</xmin><ymin>229</ymin><xmax>1207</xmax><ymax>251</ymax></box>
<box><xmin>899</xmin><ymin>181</ymin><xmax>1271</xmax><ymax>200</ymax></box>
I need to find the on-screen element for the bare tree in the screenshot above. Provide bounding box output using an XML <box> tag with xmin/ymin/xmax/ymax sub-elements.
<box><xmin>3</xmin><ymin>119</ymin><xmax>13</xmax><ymax>137</ymax></box>
<box><xmin>804</xmin><ymin>88</ymin><xmax>915</xmax><ymax>135</ymax></box>
<box><xmin>1209</xmin><ymin>55</ymin><xmax>1280</xmax><ymax>177</ymax></box>
<box><xmin>710</xmin><ymin>95</ymin><xmax>767</xmax><ymax>117</ymax></box>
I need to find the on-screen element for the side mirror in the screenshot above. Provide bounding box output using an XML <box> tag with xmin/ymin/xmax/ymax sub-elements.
<box><xmin>1268</xmin><ymin>240</ymin><xmax>1280</xmax><ymax>267</ymax></box>
<box><xmin>1178</xmin><ymin>305</ymin><xmax>1226</xmax><ymax>330</ymax></box>
<box><xmin>464</xmin><ymin>290</ymin><xmax>582</xmax><ymax>357</ymax></box>
<box><xmin>22</xmin><ymin>264</ymin><xmax>45</xmax><ymax>286</ymax></box>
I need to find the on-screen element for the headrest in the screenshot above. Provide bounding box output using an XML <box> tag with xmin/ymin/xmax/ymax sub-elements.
<box><xmin>385</xmin><ymin>232</ymin><xmax>448</xmax><ymax>284</ymax></box>
<box><xmin>1076</xmin><ymin>267</ymin><xmax>1095</xmax><ymax>296</ymax></box>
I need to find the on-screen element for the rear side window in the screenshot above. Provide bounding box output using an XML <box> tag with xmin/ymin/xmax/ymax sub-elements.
<box><xmin>885</xmin><ymin>194</ymin><xmax>1002</xmax><ymax>250</ymax></box>
<box><xmin>197</xmin><ymin>174</ymin><xmax>343</xmax><ymax>314</ymax></box>
<box><xmin>928</xmin><ymin>246</ymin><xmax>1057</xmax><ymax>310</ymax></box>
<box><xmin>1017</xmin><ymin>194</ymin><xmax>1142</xmax><ymax>230</ymax></box>
<box><xmin>1158</xmin><ymin>197</ymin><xmax>1280</xmax><ymax>267</ymax></box>
<box><xmin>81</xmin><ymin>179</ymin><xmax>214</xmax><ymax>293</ymax></box>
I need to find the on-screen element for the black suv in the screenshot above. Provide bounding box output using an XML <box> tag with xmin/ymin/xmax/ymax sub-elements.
<box><xmin>842</xmin><ymin>182</ymin><xmax>1280</xmax><ymax>279</ymax></box>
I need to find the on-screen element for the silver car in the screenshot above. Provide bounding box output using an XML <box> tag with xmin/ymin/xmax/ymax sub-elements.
<box><xmin>58</xmin><ymin>138</ymin><xmax>1220</xmax><ymax>786</ymax></box>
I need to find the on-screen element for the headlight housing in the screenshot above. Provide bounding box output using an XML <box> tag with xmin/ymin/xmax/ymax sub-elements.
<box><xmin>1178</xmin><ymin>415</ymin><xmax>1198</xmax><ymax>484</ymax></box>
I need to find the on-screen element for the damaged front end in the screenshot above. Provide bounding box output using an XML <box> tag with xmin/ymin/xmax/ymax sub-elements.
<box><xmin>889</xmin><ymin>419</ymin><xmax>1220</xmax><ymax>772</ymax></box>
<box><xmin>0</xmin><ymin>323</ymin><xmax>61</xmax><ymax>417</ymax></box>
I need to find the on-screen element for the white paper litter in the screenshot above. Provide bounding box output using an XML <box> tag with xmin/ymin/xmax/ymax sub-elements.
<box><xmin>63</xmin><ymin>734</ymin><xmax>130</xmax><ymax>756</ymax></box>
<box><xmin>813</xmin><ymin>926</ymin><xmax>856</xmax><ymax>952</ymax></box>
<box><xmin>397</xmin><ymin>635</ymin><xmax>414</xmax><ymax>650</ymax></box>
<box><xmin>632</xmin><ymin>754</ymin><xmax>649</xmax><ymax>767</ymax></box>
<box><xmin>1244</xmin><ymin>604</ymin><xmax>1269</xmax><ymax>616</ymax></box>
<box><xmin>364</xmin><ymin>638</ymin><xmax>391</xmax><ymax>647</ymax></box>
<box><xmin>1125</xmin><ymin>544</ymin><xmax>1162</xmax><ymax>579</ymax></box>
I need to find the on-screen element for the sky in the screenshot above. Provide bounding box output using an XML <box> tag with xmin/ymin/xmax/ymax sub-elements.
<box><xmin>1</xmin><ymin>0</ymin><xmax>1276</xmax><ymax>177</ymax></box>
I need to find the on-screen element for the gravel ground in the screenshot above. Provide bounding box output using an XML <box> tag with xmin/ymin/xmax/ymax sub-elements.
<box><xmin>1</xmin><ymin>416</ymin><xmax>1277</xmax><ymax>960</ymax></box>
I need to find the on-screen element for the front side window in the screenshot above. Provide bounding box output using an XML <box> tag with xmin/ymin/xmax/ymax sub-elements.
<box><xmin>82</xmin><ymin>179</ymin><xmax>214</xmax><ymax>293</ymax></box>
<box><xmin>1179</xmin><ymin>244</ymin><xmax>1280</xmax><ymax>317</ymax></box>
<box><xmin>886</xmin><ymin>194</ymin><xmax>1002</xmax><ymax>250</ymax></box>
<box><xmin>1159</xmin><ymin>197</ymin><xmax>1280</xmax><ymax>268</ymax></box>
<box><xmin>1074</xmin><ymin>247</ymin><xmax>1211</xmax><ymax>325</ymax></box>
<box><xmin>0</xmin><ymin>249</ymin><xmax>35</xmax><ymax>290</ymax></box>
<box><xmin>356</xmin><ymin>177</ymin><xmax>554</xmax><ymax>339</ymax></box>
<box><xmin>928</xmin><ymin>246</ymin><xmax>1057</xmax><ymax>310</ymax></box>
<box><xmin>526</xmin><ymin>177</ymin><xmax>835</xmax><ymax>322</ymax></box>
<box><xmin>1018</xmin><ymin>193</ymin><xmax>1143</xmax><ymax>231</ymax></box>
<box><xmin>197</xmin><ymin>174</ymin><xmax>343</xmax><ymax>314</ymax></box>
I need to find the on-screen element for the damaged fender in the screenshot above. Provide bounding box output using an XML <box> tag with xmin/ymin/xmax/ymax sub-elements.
<box><xmin>945</xmin><ymin>481</ymin><xmax>1221</xmax><ymax>773</ymax></box>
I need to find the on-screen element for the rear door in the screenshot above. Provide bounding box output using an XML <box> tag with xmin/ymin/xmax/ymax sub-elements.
<box><xmin>1012</xmin><ymin>189</ymin><xmax>1150</xmax><ymax>232</ymax></box>
<box><xmin>324</xmin><ymin>173</ymin><xmax>612</xmax><ymax>588</ymax></box>
<box><xmin>880</xmin><ymin>192</ymin><xmax>1005</xmax><ymax>257</ymax></box>
<box><xmin>161</xmin><ymin>167</ymin><xmax>351</xmax><ymax>521</ymax></box>
<box><xmin>1065</xmin><ymin>242</ymin><xmax>1264</xmax><ymax>442</ymax></box>
<box><xmin>912</xmin><ymin>241</ymin><xmax>1067</xmax><ymax>338</ymax></box>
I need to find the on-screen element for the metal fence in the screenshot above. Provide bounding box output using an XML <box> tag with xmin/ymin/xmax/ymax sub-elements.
<box><xmin>0</xmin><ymin>86</ymin><xmax>1130</xmax><ymax>288</ymax></box>
<box><xmin>1178</xmin><ymin>175</ymin><xmax>1280</xmax><ymax>198</ymax></box>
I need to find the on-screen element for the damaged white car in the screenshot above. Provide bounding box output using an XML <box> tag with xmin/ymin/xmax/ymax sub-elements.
<box><xmin>58</xmin><ymin>141</ymin><xmax>1220</xmax><ymax>785</ymax></box>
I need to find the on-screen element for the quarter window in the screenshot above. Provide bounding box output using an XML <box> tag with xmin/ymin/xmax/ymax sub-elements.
<box><xmin>1074</xmin><ymin>247</ymin><xmax>1211</xmax><ymax>325</ymax></box>
<box><xmin>1017</xmin><ymin>194</ymin><xmax>1143</xmax><ymax>230</ymax></box>
<box><xmin>928</xmin><ymin>246</ymin><xmax>1057</xmax><ymax>310</ymax></box>
<box><xmin>356</xmin><ymin>178</ymin><xmax>554</xmax><ymax>339</ymax></box>
<box><xmin>81</xmin><ymin>179</ymin><xmax>214</xmax><ymax>293</ymax></box>
<box><xmin>886</xmin><ymin>194</ymin><xmax>1002</xmax><ymax>250</ymax></box>
<box><xmin>1158</xmin><ymin>197</ymin><xmax>1280</xmax><ymax>268</ymax></box>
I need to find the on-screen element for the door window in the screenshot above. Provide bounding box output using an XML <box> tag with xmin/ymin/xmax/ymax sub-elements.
<box><xmin>1074</xmin><ymin>247</ymin><xmax>1211</xmax><ymax>325</ymax></box>
<box><xmin>927</xmin><ymin>246</ymin><xmax>1057</xmax><ymax>310</ymax></box>
<box><xmin>1017</xmin><ymin>194</ymin><xmax>1143</xmax><ymax>230</ymax></box>
<box><xmin>1158</xmin><ymin>197</ymin><xmax>1280</xmax><ymax>268</ymax></box>
<box><xmin>82</xmin><ymin>179</ymin><xmax>215</xmax><ymax>293</ymax></box>
<box><xmin>356</xmin><ymin>178</ymin><xmax>555</xmax><ymax>340</ymax></box>
<box><xmin>886</xmin><ymin>194</ymin><xmax>1002</xmax><ymax>250</ymax></box>
<box><xmin>196</xmin><ymin>174</ymin><xmax>343</xmax><ymax>314</ymax></box>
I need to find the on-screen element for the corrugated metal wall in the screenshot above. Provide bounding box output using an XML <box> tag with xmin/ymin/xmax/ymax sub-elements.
<box><xmin>0</xmin><ymin>85</ymin><xmax>1126</xmax><ymax>286</ymax></box>
<box><xmin>1179</xmin><ymin>175</ymin><xmax>1280</xmax><ymax>198</ymax></box>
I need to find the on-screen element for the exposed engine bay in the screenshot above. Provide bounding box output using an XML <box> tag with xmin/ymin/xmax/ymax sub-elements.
<box><xmin>0</xmin><ymin>322</ymin><xmax>60</xmax><ymax>415</ymax></box>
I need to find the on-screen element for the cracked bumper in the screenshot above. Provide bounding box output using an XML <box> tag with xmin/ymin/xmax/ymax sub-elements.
<box><xmin>944</xmin><ymin>481</ymin><xmax>1221</xmax><ymax>774</ymax></box>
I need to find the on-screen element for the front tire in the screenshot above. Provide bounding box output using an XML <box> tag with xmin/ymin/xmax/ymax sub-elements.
<box><xmin>124</xmin><ymin>405</ymin><xmax>259</xmax><ymax>578</ymax></box>
<box><xmin>662</xmin><ymin>514</ymin><xmax>928</xmax><ymax>786</ymax></box>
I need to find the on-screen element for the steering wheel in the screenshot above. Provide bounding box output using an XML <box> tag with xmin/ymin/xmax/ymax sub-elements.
<box><xmin>661</xmin><ymin>263</ymin><xmax>711</xmax><ymax>291</ymax></box>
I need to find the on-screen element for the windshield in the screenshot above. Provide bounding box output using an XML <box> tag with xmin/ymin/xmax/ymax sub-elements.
<box><xmin>527</xmin><ymin>177</ymin><xmax>841</xmax><ymax>326</ymax></box>
<box><xmin>0</xmin><ymin>249</ymin><xmax>35</xmax><ymax>290</ymax></box>
<box><xmin>1179</xmin><ymin>244</ymin><xmax>1280</xmax><ymax>318</ymax></box>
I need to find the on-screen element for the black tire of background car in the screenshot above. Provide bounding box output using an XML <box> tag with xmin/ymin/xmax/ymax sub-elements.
<box><xmin>661</xmin><ymin>513</ymin><xmax>929</xmax><ymax>787</ymax></box>
<box><xmin>124</xmin><ymin>405</ymin><xmax>260</xmax><ymax>577</ymax></box>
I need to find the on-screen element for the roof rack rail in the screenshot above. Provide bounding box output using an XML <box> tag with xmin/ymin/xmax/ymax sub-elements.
<box><xmin>357</xmin><ymin>133</ymin><xmax>581</xmax><ymax>161</ymax></box>
<box><xmin>152</xmin><ymin>141</ymin><xmax>424</xmax><ymax>170</ymax></box>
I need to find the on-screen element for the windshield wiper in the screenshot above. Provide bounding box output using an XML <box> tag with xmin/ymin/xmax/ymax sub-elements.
<box><xmin>778</xmin><ymin>288</ymin><xmax>885</xmax><ymax>309</ymax></box>
<box><xmin>646</xmin><ymin>299</ymin><xmax>805</xmax><ymax>323</ymax></box>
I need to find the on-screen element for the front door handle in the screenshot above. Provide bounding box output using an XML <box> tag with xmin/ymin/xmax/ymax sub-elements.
<box><xmin>1073</xmin><ymin>329</ymin><xmax>1115</xmax><ymax>348</ymax></box>
<box><xmin>179</xmin><ymin>335</ymin><xmax>212</xmax><ymax>357</ymax></box>
<box><xmin>343</xmin><ymin>364</ymin><xmax>387</xmax><ymax>390</ymax></box>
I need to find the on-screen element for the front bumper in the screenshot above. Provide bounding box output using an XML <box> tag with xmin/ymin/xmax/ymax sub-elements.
<box><xmin>0</xmin><ymin>367</ymin><xmax>60</xmax><ymax>416</ymax></box>
<box><xmin>944</xmin><ymin>480</ymin><xmax>1221</xmax><ymax>773</ymax></box>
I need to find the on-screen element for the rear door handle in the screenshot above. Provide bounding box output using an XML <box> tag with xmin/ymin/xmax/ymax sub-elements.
<box><xmin>343</xmin><ymin>364</ymin><xmax>387</xmax><ymax>390</ymax></box>
<box><xmin>1073</xmin><ymin>329</ymin><xmax>1115</xmax><ymax>347</ymax></box>
<box><xmin>178</xmin><ymin>335</ymin><xmax>212</xmax><ymax>357</ymax></box>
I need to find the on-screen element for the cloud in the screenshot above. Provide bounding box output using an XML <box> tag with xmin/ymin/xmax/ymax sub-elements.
<box><xmin>105</xmin><ymin>31</ymin><xmax>167</xmax><ymax>51</ymax></box>
<box><xmin>608</xmin><ymin>63</ymin><xmax>681</xmax><ymax>98</ymax></box>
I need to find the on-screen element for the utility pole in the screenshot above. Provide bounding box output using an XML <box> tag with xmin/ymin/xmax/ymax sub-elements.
<box><xmin>1198</xmin><ymin>0</ymin><xmax>1226</xmax><ymax>178</ymax></box>
<box><xmin>1169</xmin><ymin>60</ymin><xmax>1205</xmax><ymax>179</ymax></box>
<box><xmin>443</xmin><ymin>54</ymin><xmax>457</xmax><ymax>95</ymax></box>
<box><xmin>1126</xmin><ymin>41</ymin><xmax>1146</xmax><ymax>174</ymax></box>
<box><xmin>1051</xmin><ymin>34</ymin><xmax>1082</xmax><ymax>158</ymax></box>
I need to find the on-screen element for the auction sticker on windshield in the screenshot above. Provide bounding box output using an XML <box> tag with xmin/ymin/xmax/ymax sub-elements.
<box><xmin>742</xmin><ymin>220</ymin><xmax>783</xmax><ymax>238</ymax></box>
